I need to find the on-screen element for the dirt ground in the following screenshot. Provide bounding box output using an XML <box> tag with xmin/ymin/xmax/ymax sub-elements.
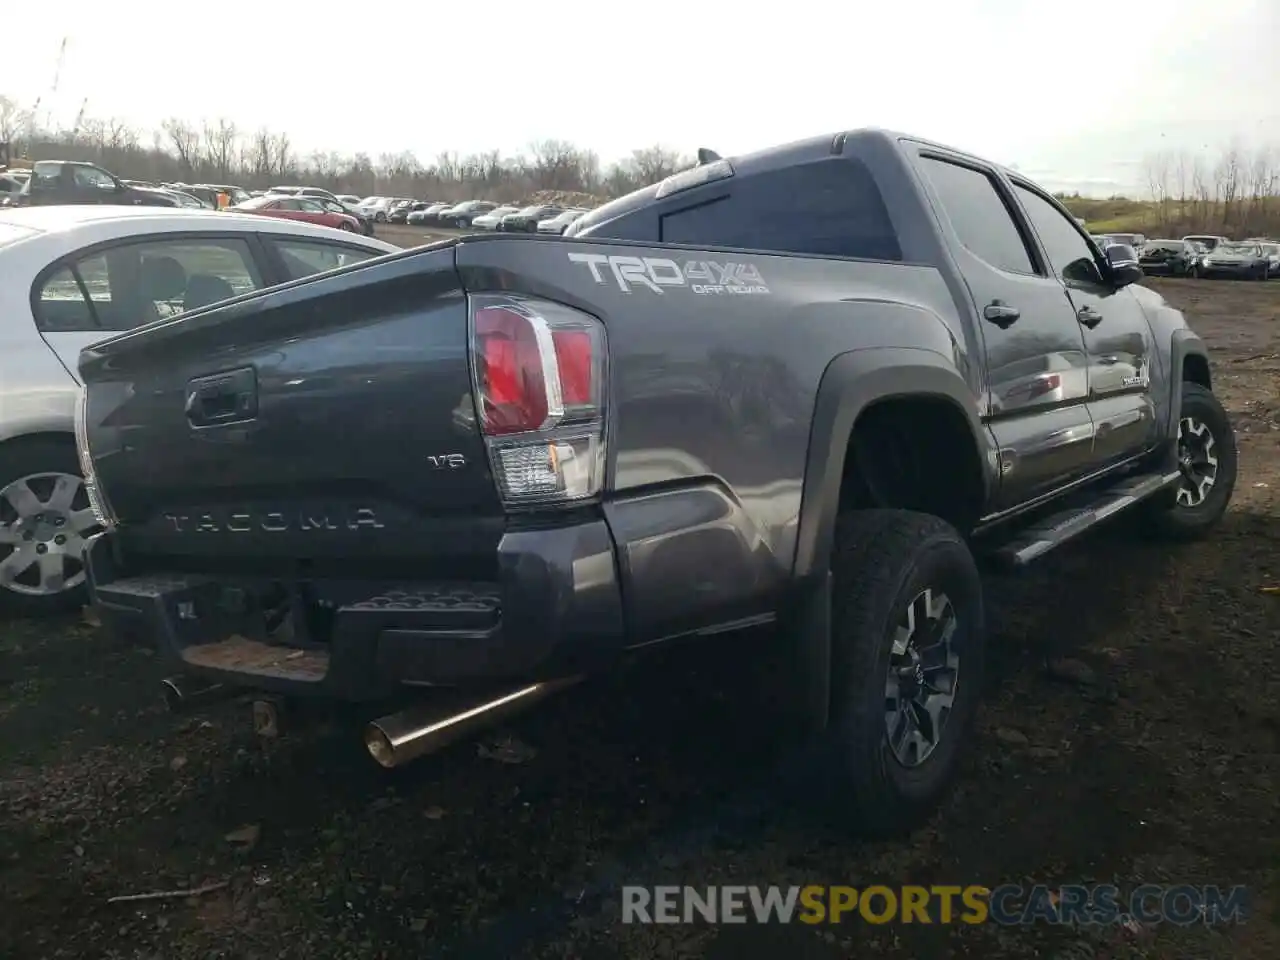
<box><xmin>1</xmin><ymin>276</ymin><xmax>1277</xmax><ymax>960</ymax></box>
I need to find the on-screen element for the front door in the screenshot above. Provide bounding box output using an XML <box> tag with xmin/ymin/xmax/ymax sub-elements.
<box><xmin>913</xmin><ymin>151</ymin><xmax>1096</xmax><ymax>512</ymax></box>
<box><xmin>1010</xmin><ymin>183</ymin><xmax>1160</xmax><ymax>468</ymax></box>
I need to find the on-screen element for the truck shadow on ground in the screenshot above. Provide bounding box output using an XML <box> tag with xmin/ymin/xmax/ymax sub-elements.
<box><xmin>0</xmin><ymin>508</ymin><xmax>1276</xmax><ymax>959</ymax></box>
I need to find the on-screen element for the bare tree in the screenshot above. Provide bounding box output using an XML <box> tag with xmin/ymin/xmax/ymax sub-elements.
<box><xmin>248</xmin><ymin>127</ymin><xmax>273</xmax><ymax>178</ymax></box>
<box><xmin>203</xmin><ymin>118</ymin><xmax>238</xmax><ymax>180</ymax></box>
<box><xmin>269</xmin><ymin>131</ymin><xmax>291</xmax><ymax>178</ymax></box>
<box><xmin>0</xmin><ymin>94</ymin><xmax>30</xmax><ymax>147</ymax></box>
<box><xmin>626</xmin><ymin>145</ymin><xmax>686</xmax><ymax>187</ymax></box>
<box><xmin>161</xmin><ymin>118</ymin><xmax>201</xmax><ymax>175</ymax></box>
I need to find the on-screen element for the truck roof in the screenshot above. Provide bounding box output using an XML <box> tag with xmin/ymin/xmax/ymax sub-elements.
<box><xmin>573</xmin><ymin>128</ymin><xmax>1016</xmax><ymax>238</ymax></box>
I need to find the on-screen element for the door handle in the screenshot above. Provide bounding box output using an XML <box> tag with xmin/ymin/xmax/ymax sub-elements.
<box><xmin>185</xmin><ymin>367</ymin><xmax>258</xmax><ymax>427</ymax></box>
<box><xmin>1077</xmin><ymin>306</ymin><xmax>1104</xmax><ymax>329</ymax></box>
<box><xmin>983</xmin><ymin>300</ymin><xmax>1021</xmax><ymax>329</ymax></box>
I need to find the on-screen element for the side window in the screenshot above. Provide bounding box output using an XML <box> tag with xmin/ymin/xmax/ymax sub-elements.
<box><xmin>34</xmin><ymin>237</ymin><xmax>262</xmax><ymax>333</ymax></box>
<box><xmin>1013</xmin><ymin>185</ymin><xmax>1105</xmax><ymax>286</ymax></box>
<box><xmin>275</xmin><ymin>199</ymin><xmax>299</xmax><ymax>211</ymax></box>
<box><xmin>659</xmin><ymin>158</ymin><xmax>902</xmax><ymax>261</ymax></box>
<box><xmin>269</xmin><ymin>239</ymin><xmax>382</xmax><ymax>280</ymax></box>
<box><xmin>73</xmin><ymin>165</ymin><xmax>116</xmax><ymax>191</ymax></box>
<box><xmin>298</xmin><ymin>199</ymin><xmax>327</xmax><ymax>214</ymax></box>
<box><xmin>34</xmin><ymin>266</ymin><xmax>99</xmax><ymax>332</ymax></box>
<box><xmin>917</xmin><ymin>157</ymin><xmax>1034</xmax><ymax>275</ymax></box>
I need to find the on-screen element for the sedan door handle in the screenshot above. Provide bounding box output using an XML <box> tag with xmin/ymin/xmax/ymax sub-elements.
<box><xmin>1077</xmin><ymin>306</ymin><xmax>1104</xmax><ymax>329</ymax></box>
<box><xmin>983</xmin><ymin>300</ymin><xmax>1021</xmax><ymax>329</ymax></box>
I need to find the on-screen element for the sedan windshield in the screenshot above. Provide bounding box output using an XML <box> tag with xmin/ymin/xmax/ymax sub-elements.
<box><xmin>1217</xmin><ymin>243</ymin><xmax>1260</xmax><ymax>256</ymax></box>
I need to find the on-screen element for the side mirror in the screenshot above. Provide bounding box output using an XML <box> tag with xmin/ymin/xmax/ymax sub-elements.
<box><xmin>1105</xmin><ymin>244</ymin><xmax>1144</xmax><ymax>287</ymax></box>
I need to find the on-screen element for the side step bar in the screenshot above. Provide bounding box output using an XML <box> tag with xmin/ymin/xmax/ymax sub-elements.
<box><xmin>990</xmin><ymin>469</ymin><xmax>1182</xmax><ymax>569</ymax></box>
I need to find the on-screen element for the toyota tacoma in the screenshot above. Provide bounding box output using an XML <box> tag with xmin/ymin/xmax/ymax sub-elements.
<box><xmin>76</xmin><ymin>129</ymin><xmax>1237</xmax><ymax>836</ymax></box>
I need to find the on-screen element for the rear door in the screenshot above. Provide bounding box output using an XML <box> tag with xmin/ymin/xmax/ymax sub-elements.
<box><xmin>1009</xmin><ymin>181</ymin><xmax>1160</xmax><ymax>468</ymax></box>
<box><xmin>31</xmin><ymin>232</ymin><xmax>268</xmax><ymax>377</ymax></box>
<box><xmin>910</xmin><ymin>150</ymin><xmax>1096</xmax><ymax>510</ymax></box>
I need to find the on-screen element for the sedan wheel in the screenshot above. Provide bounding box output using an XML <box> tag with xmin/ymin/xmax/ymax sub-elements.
<box><xmin>0</xmin><ymin>469</ymin><xmax>101</xmax><ymax>610</ymax></box>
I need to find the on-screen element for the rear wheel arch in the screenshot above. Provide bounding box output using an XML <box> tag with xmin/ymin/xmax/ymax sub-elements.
<box><xmin>792</xmin><ymin>349</ymin><xmax>990</xmax><ymax>580</ymax></box>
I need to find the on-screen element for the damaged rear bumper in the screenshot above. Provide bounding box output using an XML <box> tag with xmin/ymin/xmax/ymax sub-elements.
<box><xmin>84</xmin><ymin>519</ymin><xmax>625</xmax><ymax>702</ymax></box>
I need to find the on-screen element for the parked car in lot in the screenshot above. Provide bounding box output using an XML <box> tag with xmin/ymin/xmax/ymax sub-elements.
<box><xmin>15</xmin><ymin>160</ymin><xmax>179</xmax><ymax>207</ymax></box>
<box><xmin>1</xmin><ymin>172</ymin><xmax>26</xmax><ymax>204</ymax></box>
<box><xmin>389</xmin><ymin>201</ymin><xmax>430</xmax><ymax>224</ymax></box>
<box><xmin>499</xmin><ymin>204</ymin><xmax>565</xmax><ymax>233</ymax></box>
<box><xmin>0</xmin><ymin>205</ymin><xmax>397</xmax><ymax>614</ymax></box>
<box><xmin>1182</xmin><ymin>234</ymin><xmax>1229</xmax><ymax>253</ymax></box>
<box><xmin>159</xmin><ymin>189</ymin><xmax>209</xmax><ymax>210</ymax></box>
<box><xmin>471</xmin><ymin>205</ymin><xmax>521</xmax><ymax>230</ymax></box>
<box><xmin>78</xmin><ymin>128</ymin><xmax>1235</xmax><ymax>838</ymax></box>
<box><xmin>439</xmin><ymin>200</ymin><xmax>498</xmax><ymax>228</ymax></box>
<box><xmin>1138</xmin><ymin>238</ymin><xmax>1205</xmax><ymax>276</ymax></box>
<box><xmin>385</xmin><ymin>199</ymin><xmax>420</xmax><ymax>223</ymax></box>
<box><xmin>310</xmin><ymin>196</ymin><xmax>376</xmax><ymax>237</ymax></box>
<box><xmin>536</xmin><ymin>207</ymin><xmax>587</xmax><ymax>235</ymax></box>
<box><xmin>233</xmin><ymin>195</ymin><xmax>364</xmax><ymax>233</ymax></box>
<box><xmin>355</xmin><ymin>196</ymin><xmax>394</xmax><ymax>222</ymax></box>
<box><xmin>1258</xmin><ymin>242</ymin><xmax>1280</xmax><ymax>276</ymax></box>
<box><xmin>1197</xmin><ymin>240</ymin><xmax>1273</xmax><ymax>280</ymax></box>
<box><xmin>1105</xmin><ymin>232</ymin><xmax>1146</xmax><ymax>251</ymax></box>
<box><xmin>408</xmin><ymin>202</ymin><xmax>454</xmax><ymax>225</ymax></box>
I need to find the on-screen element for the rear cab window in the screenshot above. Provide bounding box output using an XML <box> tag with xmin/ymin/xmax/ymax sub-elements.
<box><xmin>657</xmin><ymin>158</ymin><xmax>902</xmax><ymax>261</ymax></box>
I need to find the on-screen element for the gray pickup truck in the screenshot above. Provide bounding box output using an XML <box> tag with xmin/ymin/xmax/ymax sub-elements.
<box><xmin>77</xmin><ymin>129</ymin><xmax>1237</xmax><ymax>836</ymax></box>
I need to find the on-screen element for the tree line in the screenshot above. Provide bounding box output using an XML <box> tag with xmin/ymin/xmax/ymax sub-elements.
<box><xmin>1138</xmin><ymin>145</ymin><xmax>1280</xmax><ymax>237</ymax></box>
<box><xmin>4</xmin><ymin>94</ymin><xmax>1278</xmax><ymax>233</ymax></box>
<box><xmin>0</xmin><ymin>94</ymin><xmax>692</xmax><ymax>203</ymax></box>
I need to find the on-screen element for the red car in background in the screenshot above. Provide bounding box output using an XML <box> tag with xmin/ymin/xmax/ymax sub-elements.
<box><xmin>233</xmin><ymin>195</ymin><xmax>362</xmax><ymax>232</ymax></box>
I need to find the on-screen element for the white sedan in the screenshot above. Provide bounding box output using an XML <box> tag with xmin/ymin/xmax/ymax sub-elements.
<box><xmin>0</xmin><ymin>206</ymin><xmax>398</xmax><ymax>615</ymax></box>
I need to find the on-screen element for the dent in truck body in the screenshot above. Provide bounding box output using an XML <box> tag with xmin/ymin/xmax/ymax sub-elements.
<box><xmin>454</xmin><ymin>236</ymin><xmax>977</xmax><ymax>643</ymax></box>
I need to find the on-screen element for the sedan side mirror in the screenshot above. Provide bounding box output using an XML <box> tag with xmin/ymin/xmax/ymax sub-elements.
<box><xmin>1105</xmin><ymin>244</ymin><xmax>1144</xmax><ymax>287</ymax></box>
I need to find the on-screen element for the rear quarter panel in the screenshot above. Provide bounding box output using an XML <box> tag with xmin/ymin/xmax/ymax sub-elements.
<box><xmin>0</xmin><ymin>241</ymin><xmax>81</xmax><ymax>444</ymax></box>
<box><xmin>455</xmin><ymin>235</ymin><xmax>971</xmax><ymax>606</ymax></box>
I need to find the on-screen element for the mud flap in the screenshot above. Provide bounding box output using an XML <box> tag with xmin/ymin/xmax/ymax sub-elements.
<box><xmin>784</xmin><ymin>572</ymin><xmax>832</xmax><ymax>735</ymax></box>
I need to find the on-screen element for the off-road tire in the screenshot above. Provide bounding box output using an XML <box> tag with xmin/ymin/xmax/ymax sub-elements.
<box><xmin>812</xmin><ymin>509</ymin><xmax>985</xmax><ymax>838</ymax></box>
<box><xmin>1142</xmin><ymin>383</ymin><xmax>1237</xmax><ymax>539</ymax></box>
<box><xmin>0</xmin><ymin>437</ymin><xmax>92</xmax><ymax>616</ymax></box>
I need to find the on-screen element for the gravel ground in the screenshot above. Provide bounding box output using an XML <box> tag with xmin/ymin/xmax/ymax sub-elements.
<box><xmin>0</xmin><ymin>276</ymin><xmax>1277</xmax><ymax>960</ymax></box>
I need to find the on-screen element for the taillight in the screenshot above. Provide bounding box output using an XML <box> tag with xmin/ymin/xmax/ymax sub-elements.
<box><xmin>73</xmin><ymin>389</ymin><xmax>116</xmax><ymax>529</ymax></box>
<box><xmin>469</xmin><ymin>295</ymin><xmax>606</xmax><ymax>505</ymax></box>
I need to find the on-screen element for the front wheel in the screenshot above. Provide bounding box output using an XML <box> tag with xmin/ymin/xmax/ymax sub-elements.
<box><xmin>374</xmin><ymin>212</ymin><xmax>387</xmax><ymax>223</ymax></box>
<box><xmin>1141</xmin><ymin>383</ymin><xmax>1238</xmax><ymax>539</ymax></box>
<box><xmin>339</xmin><ymin>222</ymin><xmax>355</xmax><ymax>232</ymax></box>
<box><xmin>810</xmin><ymin>509</ymin><xmax>985</xmax><ymax>837</ymax></box>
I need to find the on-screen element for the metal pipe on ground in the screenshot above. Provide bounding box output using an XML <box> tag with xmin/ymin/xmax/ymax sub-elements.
<box><xmin>160</xmin><ymin>675</ymin><xmax>227</xmax><ymax>713</ymax></box>
<box><xmin>364</xmin><ymin>677</ymin><xmax>582</xmax><ymax>769</ymax></box>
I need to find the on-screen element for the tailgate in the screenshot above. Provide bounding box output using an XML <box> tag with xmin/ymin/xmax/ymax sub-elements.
<box><xmin>78</xmin><ymin>243</ymin><xmax>504</xmax><ymax>565</ymax></box>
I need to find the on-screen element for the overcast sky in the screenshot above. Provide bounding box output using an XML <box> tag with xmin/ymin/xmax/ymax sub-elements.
<box><xmin>3</xmin><ymin>0</ymin><xmax>1277</xmax><ymax>196</ymax></box>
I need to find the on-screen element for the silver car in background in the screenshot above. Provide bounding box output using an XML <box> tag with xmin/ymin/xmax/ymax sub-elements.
<box><xmin>0</xmin><ymin>206</ymin><xmax>397</xmax><ymax>614</ymax></box>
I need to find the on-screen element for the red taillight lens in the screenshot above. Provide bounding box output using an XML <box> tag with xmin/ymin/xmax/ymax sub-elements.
<box><xmin>469</xmin><ymin>295</ymin><xmax>607</xmax><ymax>505</ymax></box>
<box><xmin>552</xmin><ymin>329</ymin><xmax>593</xmax><ymax>407</ymax></box>
<box><xmin>475</xmin><ymin>305</ymin><xmax>552</xmax><ymax>435</ymax></box>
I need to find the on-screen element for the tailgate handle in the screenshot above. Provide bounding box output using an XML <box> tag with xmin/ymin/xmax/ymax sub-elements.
<box><xmin>185</xmin><ymin>367</ymin><xmax>258</xmax><ymax>427</ymax></box>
